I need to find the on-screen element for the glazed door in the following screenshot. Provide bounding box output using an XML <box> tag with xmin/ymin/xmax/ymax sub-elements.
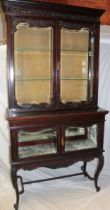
<box><xmin>57</xmin><ymin>22</ymin><xmax>95</xmax><ymax>109</ymax></box>
<box><xmin>12</xmin><ymin>18</ymin><xmax>97</xmax><ymax>111</ymax></box>
<box><xmin>15</xmin><ymin>127</ymin><xmax>58</xmax><ymax>159</ymax></box>
<box><xmin>14</xmin><ymin>19</ymin><xmax>55</xmax><ymax>110</ymax></box>
<box><xmin>63</xmin><ymin>124</ymin><xmax>98</xmax><ymax>152</ymax></box>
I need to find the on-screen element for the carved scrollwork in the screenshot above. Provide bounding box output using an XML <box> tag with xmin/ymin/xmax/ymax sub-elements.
<box><xmin>6</xmin><ymin>6</ymin><xmax>63</xmax><ymax>17</ymax></box>
<box><xmin>20</xmin><ymin>159</ymin><xmax>77</xmax><ymax>170</ymax></box>
<box><xmin>7</xmin><ymin>4</ymin><xmax>98</xmax><ymax>37</ymax></box>
<box><xmin>11</xmin><ymin>17</ymin><xmax>54</xmax><ymax>34</ymax></box>
<box><xmin>20</xmin><ymin>156</ymin><xmax>96</xmax><ymax>171</ymax></box>
<box><xmin>59</xmin><ymin>20</ymin><xmax>97</xmax><ymax>35</ymax></box>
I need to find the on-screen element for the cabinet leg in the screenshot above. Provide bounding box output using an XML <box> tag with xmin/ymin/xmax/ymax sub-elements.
<box><xmin>94</xmin><ymin>155</ymin><xmax>104</xmax><ymax>192</ymax></box>
<box><xmin>81</xmin><ymin>161</ymin><xmax>87</xmax><ymax>177</ymax></box>
<box><xmin>81</xmin><ymin>156</ymin><xmax>104</xmax><ymax>191</ymax></box>
<box><xmin>11</xmin><ymin>167</ymin><xmax>19</xmax><ymax>210</ymax></box>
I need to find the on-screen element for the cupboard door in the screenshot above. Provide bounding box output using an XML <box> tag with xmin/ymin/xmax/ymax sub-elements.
<box><xmin>64</xmin><ymin>124</ymin><xmax>97</xmax><ymax>152</ymax></box>
<box><xmin>17</xmin><ymin>128</ymin><xmax>58</xmax><ymax>159</ymax></box>
<box><xmin>60</xmin><ymin>26</ymin><xmax>94</xmax><ymax>104</ymax></box>
<box><xmin>14</xmin><ymin>21</ymin><xmax>54</xmax><ymax>107</ymax></box>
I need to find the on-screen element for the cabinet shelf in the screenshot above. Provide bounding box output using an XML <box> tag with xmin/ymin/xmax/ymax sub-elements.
<box><xmin>61</xmin><ymin>49</ymin><xmax>89</xmax><ymax>52</ymax></box>
<box><xmin>15</xmin><ymin>48</ymin><xmax>93</xmax><ymax>56</ymax></box>
<box><xmin>15</xmin><ymin>77</ymin><xmax>88</xmax><ymax>81</ymax></box>
<box><xmin>15</xmin><ymin>48</ymin><xmax>51</xmax><ymax>52</ymax></box>
<box><xmin>15</xmin><ymin>77</ymin><xmax>52</xmax><ymax>81</ymax></box>
<box><xmin>61</xmin><ymin>50</ymin><xmax>93</xmax><ymax>57</ymax></box>
<box><xmin>61</xmin><ymin>77</ymin><xmax>88</xmax><ymax>80</ymax></box>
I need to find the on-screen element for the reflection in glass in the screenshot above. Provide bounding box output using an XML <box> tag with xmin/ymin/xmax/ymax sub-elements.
<box><xmin>14</xmin><ymin>24</ymin><xmax>53</xmax><ymax>105</ymax></box>
<box><xmin>89</xmin><ymin>36</ymin><xmax>94</xmax><ymax>98</ymax></box>
<box><xmin>60</xmin><ymin>28</ymin><xmax>94</xmax><ymax>103</ymax></box>
<box><xmin>65</xmin><ymin>125</ymin><xmax>97</xmax><ymax>151</ymax></box>
<box><xmin>17</xmin><ymin>128</ymin><xmax>57</xmax><ymax>158</ymax></box>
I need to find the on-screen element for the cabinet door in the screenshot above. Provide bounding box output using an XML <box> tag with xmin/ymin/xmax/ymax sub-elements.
<box><xmin>59</xmin><ymin>23</ymin><xmax>95</xmax><ymax>106</ymax></box>
<box><xmin>14</xmin><ymin>20</ymin><xmax>54</xmax><ymax>109</ymax></box>
<box><xmin>13</xmin><ymin>19</ymin><xmax>97</xmax><ymax>111</ymax></box>
<box><xmin>17</xmin><ymin>127</ymin><xmax>58</xmax><ymax>159</ymax></box>
<box><xmin>64</xmin><ymin>124</ymin><xmax>97</xmax><ymax>152</ymax></box>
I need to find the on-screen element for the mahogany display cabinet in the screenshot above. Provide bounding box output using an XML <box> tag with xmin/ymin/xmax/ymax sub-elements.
<box><xmin>2</xmin><ymin>0</ymin><xmax>108</xmax><ymax>209</ymax></box>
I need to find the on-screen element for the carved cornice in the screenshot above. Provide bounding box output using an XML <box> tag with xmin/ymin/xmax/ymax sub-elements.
<box><xmin>6</xmin><ymin>5</ymin><xmax>98</xmax><ymax>24</ymax></box>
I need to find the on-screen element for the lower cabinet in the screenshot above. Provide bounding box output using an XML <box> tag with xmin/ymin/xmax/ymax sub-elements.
<box><xmin>16</xmin><ymin>124</ymin><xmax>97</xmax><ymax>159</ymax></box>
<box><xmin>8</xmin><ymin>109</ymin><xmax>108</xmax><ymax>210</ymax></box>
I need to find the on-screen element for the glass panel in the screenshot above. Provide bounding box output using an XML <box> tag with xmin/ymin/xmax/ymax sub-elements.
<box><xmin>89</xmin><ymin>36</ymin><xmax>94</xmax><ymax>98</ymax></box>
<box><xmin>14</xmin><ymin>24</ymin><xmax>53</xmax><ymax>105</ymax></box>
<box><xmin>65</xmin><ymin>125</ymin><xmax>97</xmax><ymax>152</ymax></box>
<box><xmin>17</xmin><ymin>128</ymin><xmax>57</xmax><ymax>158</ymax></box>
<box><xmin>61</xmin><ymin>80</ymin><xmax>88</xmax><ymax>102</ymax></box>
<box><xmin>60</xmin><ymin>28</ymin><xmax>94</xmax><ymax>103</ymax></box>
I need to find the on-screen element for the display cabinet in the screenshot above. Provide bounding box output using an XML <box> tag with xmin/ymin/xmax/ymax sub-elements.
<box><xmin>2</xmin><ymin>0</ymin><xmax>108</xmax><ymax>210</ymax></box>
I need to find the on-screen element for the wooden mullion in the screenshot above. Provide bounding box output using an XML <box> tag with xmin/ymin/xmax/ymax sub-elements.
<box><xmin>17</xmin><ymin>138</ymin><xmax>56</xmax><ymax>147</ymax></box>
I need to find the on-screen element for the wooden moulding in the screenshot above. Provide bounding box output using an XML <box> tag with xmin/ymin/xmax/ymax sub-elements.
<box><xmin>32</xmin><ymin>0</ymin><xmax>110</xmax><ymax>25</ymax></box>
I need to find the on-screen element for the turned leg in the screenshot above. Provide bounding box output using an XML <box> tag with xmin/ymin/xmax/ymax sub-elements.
<box><xmin>11</xmin><ymin>167</ymin><xmax>19</xmax><ymax>210</ymax></box>
<box><xmin>94</xmin><ymin>155</ymin><xmax>104</xmax><ymax>192</ymax></box>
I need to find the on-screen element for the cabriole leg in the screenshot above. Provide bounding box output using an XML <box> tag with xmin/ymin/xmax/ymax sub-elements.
<box><xmin>94</xmin><ymin>155</ymin><xmax>104</xmax><ymax>192</ymax></box>
<box><xmin>11</xmin><ymin>166</ymin><xmax>19</xmax><ymax>210</ymax></box>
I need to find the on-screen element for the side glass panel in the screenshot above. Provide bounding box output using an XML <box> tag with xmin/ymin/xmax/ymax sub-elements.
<box><xmin>17</xmin><ymin>128</ymin><xmax>57</xmax><ymax>158</ymax></box>
<box><xmin>65</xmin><ymin>125</ymin><xmax>97</xmax><ymax>152</ymax></box>
<box><xmin>60</xmin><ymin>28</ymin><xmax>94</xmax><ymax>103</ymax></box>
<box><xmin>14</xmin><ymin>24</ymin><xmax>53</xmax><ymax>105</ymax></box>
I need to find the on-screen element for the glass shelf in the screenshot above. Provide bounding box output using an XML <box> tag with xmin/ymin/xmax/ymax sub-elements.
<box><xmin>60</xmin><ymin>77</ymin><xmax>88</xmax><ymax>80</ymax></box>
<box><xmin>15</xmin><ymin>77</ymin><xmax>88</xmax><ymax>81</ymax></box>
<box><xmin>15</xmin><ymin>49</ymin><xmax>93</xmax><ymax>55</ymax></box>
<box><xmin>15</xmin><ymin>77</ymin><xmax>52</xmax><ymax>81</ymax></box>
<box><xmin>61</xmin><ymin>49</ymin><xmax>90</xmax><ymax>52</ymax></box>
<box><xmin>61</xmin><ymin>50</ymin><xmax>93</xmax><ymax>57</ymax></box>
<box><xmin>15</xmin><ymin>48</ymin><xmax>51</xmax><ymax>53</ymax></box>
<box><xmin>65</xmin><ymin>138</ymin><xmax>97</xmax><ymax>151</ymax></box>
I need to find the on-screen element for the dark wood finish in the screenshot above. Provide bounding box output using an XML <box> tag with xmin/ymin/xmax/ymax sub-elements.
<box><xmin>2</xmin><ymin>1</ymin><xmax>108</xmax><ymax>210</ymax></box>
<box><xmin>3</xmin><ymin>0</ymin><xmax>104</xmax><ymax>112</ymax></box>
<box><xmin>23</xmin><ymin>0</ymin><xmax>110</xmax><ymax>25</ymax></box>
<box><xmin>2</xmin><ymin>0</ymin><xmax>110</xmax><ymax>25</ymax></box>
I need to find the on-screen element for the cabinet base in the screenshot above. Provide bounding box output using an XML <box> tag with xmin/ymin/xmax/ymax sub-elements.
<box><xmin>11</xmin><ymin>155</ymin><xmax>104</xmax><ymax>210</ymax></box>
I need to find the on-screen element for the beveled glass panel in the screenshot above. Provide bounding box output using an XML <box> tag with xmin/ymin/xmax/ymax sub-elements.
<box><xmin>61</xmin><ymin>28</ymin><xmax>94</xmax><ymax>103</ymax></box>
<box><xmin>65</xmin><ymin>125</ymin><xmax>97</xmax><ymax>152</ymax></box>
<box><xmin>17</xmin><ymin>128</ymin><xmax>57</xmax><ymax>158</ymax></box>
<box><xmin>14</xmin><ymin>24</ymin><xmax>53</xmax><ymax>105</ymax></box>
